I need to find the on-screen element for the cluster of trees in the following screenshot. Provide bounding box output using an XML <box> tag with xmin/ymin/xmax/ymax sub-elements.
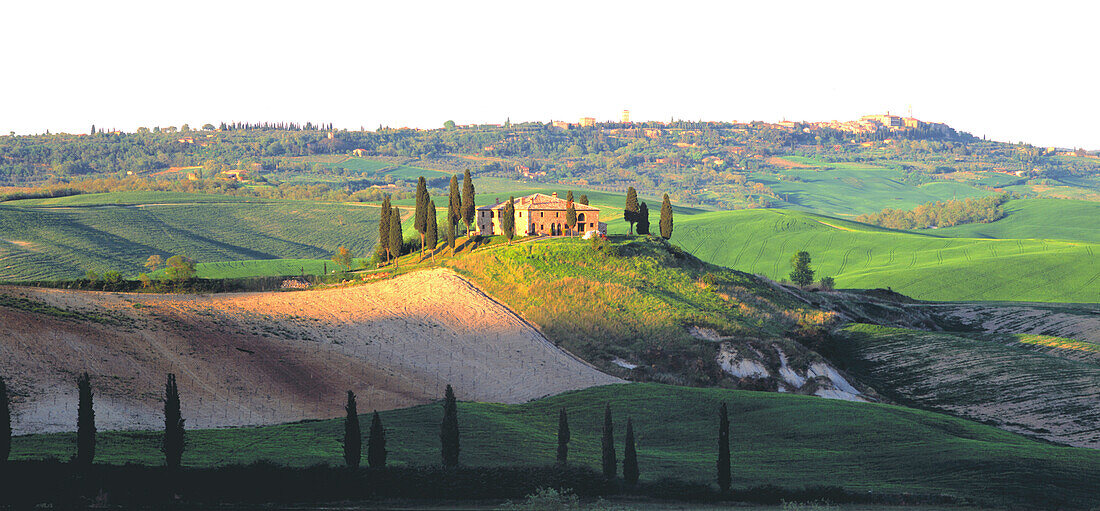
<box><xmin>0</xmin><ymin>374</ymin><xmax>734</xmax><ymax>494</ymax></box>
<box><xmin>855</xmin><ymin>194</ymin><xmax>1008</xmax><ymax>230</ymax></box>
<box><xmin>623</xmin><ymin>187</ymin><xmax>673</xmax><ymax>239</ymax></box>
<box><xmin>376</xmin><ymin>170</ymin><xmax>478</xmax><ymax>267</ymax></box>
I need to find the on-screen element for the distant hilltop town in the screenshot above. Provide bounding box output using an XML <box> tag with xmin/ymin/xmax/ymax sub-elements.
<box><xmin>458</xmin><ymin>110</ymin><xmax>955</xmax><ymax>137</ymax></box>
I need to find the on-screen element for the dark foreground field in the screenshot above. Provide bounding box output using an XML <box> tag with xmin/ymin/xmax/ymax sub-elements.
<box><xmin>10</xmin><ymin>384</ymin><xmax>1100</xmax><ymax>509</ymax></box>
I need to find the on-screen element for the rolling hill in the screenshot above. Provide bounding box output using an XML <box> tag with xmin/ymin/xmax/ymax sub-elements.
<box><xmin>825</xmin><ymin>323</ymin><xmax>1100</xmax><ymax>448</ymax></box>
<box><xmin>0</xmin><ymin>268</ymin><xmax>619</xmax><ymax>434</ymax></box>
<box><xmin>0</xmin><ymin>192</ymin><xmax>381</xmax><ymax>281</ymax></box>
<box><xmin>932</xmin><ymin>198</ymin><xmax>1100</xmax><ymax>243</ymax></box>
<box><xmin>11</xmin><ymin>383</ymin><xmax>1100</xmax><ymax>509</ymax></box>
<box><xmin>672</xmin><ymin>208</ymin><xmax>1099</xmax><ymax>303</ymax></box>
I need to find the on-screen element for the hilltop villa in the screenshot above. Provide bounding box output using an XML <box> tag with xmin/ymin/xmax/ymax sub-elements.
<box><xmin>477</xmin><ymin>192</ymin><xmax>605</xmax><ymax>237</ymax></box>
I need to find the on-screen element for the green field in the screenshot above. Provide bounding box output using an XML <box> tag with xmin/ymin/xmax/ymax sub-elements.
<box><xmin>756</xmin><ymin>158</ymin><xmax>994</xmax><ymax>217</ymax></box>
<box><xmin>11</xmin><ymin>383</ymin><xmax>1100</xmax><ymax>508</ymax></box>
<box><xmin>0</xmin><ymin>192</ymin><xmax>380</xmax><ymax>280</ymax></box>
<box><xmin>152</xmin><ymin>258</ymin><xmax>368</xmax><ymax>279</ymax></box>
<box><xmin>933</xmin><ymin>199</ymin><xmax>1100</xmax><ymax>243</ymax></box>
<box><xmin>672</xmin><ymin>208</ymin><xmax>1099</xmax><ymax>303</ymax></box>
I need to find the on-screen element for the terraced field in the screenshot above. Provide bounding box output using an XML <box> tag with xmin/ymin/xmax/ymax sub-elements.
<box><xmin>0</xmin><ymin>192</ymin><xmax>381</xmax><ymax>280</ymax></box>
<box><xmin>827</xmin><ymin>324</ymin><xmax>1100</xmax><ymax>448</ymax></box>
<box><xmin>673</xmin><ymin>208</ymin><xmax>1099</xmax><ymax>303</ymax></box>
<box><xmin>11</xmin><ymin>383</ymin><xmax>1100</xmax><ymax>508</ymax></box>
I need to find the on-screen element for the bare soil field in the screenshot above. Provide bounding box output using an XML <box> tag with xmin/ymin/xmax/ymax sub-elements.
<box><xmin>0</xmin><ymin>268</ymin><xmax>620</xmax><ymax>434</ymax></box>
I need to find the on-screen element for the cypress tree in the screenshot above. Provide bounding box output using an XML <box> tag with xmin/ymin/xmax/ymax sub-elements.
<box><xmin>445</xmin><ymin>216</ymin><xmax>457</xmax><ymax>256</ymax></box>
<box><xmin>441</xmin><ymin>384</ymin><xmax>460</xmax><ymax>467</ymax></box>
<box><xmin>76</xmin><ymin>372</ymin><xmax>95</xmax><ymax>468</ymax></box>
<box><xmin>623</xmin><ymin>417</ymin><xmax>638</xmax><ymax>486</ymax></box>
<box><xmin>578</xmin><ymin>194</ymin><xmax>589</xmax><ymax>206</ymax></box>
<box><xmin>379</xmin><ymin>195</ymin><xmax>392</xmax><ymax>262</ymax></box>
<box><xmin>343</xmin><ymin>391</ymin><xmax>361</xmax><ymax>468</ymax></box>
<box><xmin>502</xmin><ymin>197</ymin><xmax>516</xmax><ymax>243</ymax></box>
<box><xmin>414</xmin><ymin>176</ymin><xmax>429</xmax><ymax>260</ymax></box>
<box><xmin>0</xmin><ymin>374</ymin><xmax>10</xmax><ymax>464</ymax></box>
<box><xmin>718</xmin><ymin>402</ymin><xmax>731</xmax><ymax>493</ymax></box>
<box><xmin>389</xmin><ymin>206</ymin><xmax>403</xmax><ymax>269</ymax></box>
<box><xmin>426</xmin><ymin>200</ymin><xmax>439</xmax><ymax>262</ymax></box>
<box><xmin>556</xmin><ymin>408</ymin><xmax>570</xmax><ymax>464</ymax></box>
<box><xmin>565</xmin><ymin>191</ymin><xmax>577</xmax><ymax>236</ymax></box>
<box><xmin>601</xmin><ymin>404</ymin><xmax>616</xmax><ymax>479</ymax></box>
<box><xmin>624</xmin><ymin>187</ymin><xmax>640</xmax><ymax>235</ymax></box>
<box><xmin>659</xmin><ymin>194</ymin><xmax>674</xmax><ymax>240</ymax></box>
<box><xmin>448</xmin><ymin>175</ymin><xmax>461</xmax><ymax>238</ymax></box>
<box><xmin>368</xmin><ymin>410</ymin><xmax>387</xmax><ymax>468</ymax></box>
<box><xmin>461</xmin><ymin>169</ymin><xmax>476</xmax><ymax>237</ymax></box>
<box><xmin>163</xmin><ymin>374</ymin><xmax>185</xmax><ymax>470</ymax></box>
<box><xmin>637</xmin><ymin>202</ymin><xmax>650</xmax><ymax>235</ymax></box>
<box><xmin>90</xmin><ymin>124</ymin><xmax>95</xmax><ymax>136</ymax></box>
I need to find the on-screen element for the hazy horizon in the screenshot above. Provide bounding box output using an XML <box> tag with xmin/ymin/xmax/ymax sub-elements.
<box><xmin>3</xmin><ymin>0</ymin><xmax>1096</xmax><ymax>149</ymax></box>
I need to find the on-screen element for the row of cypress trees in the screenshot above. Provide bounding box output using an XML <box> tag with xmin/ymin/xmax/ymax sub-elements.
<box><xmin>623</xmin><ymin>187</ymin><xmax>674</xmax><ymax>239</ymax></box>
<box><xmin>1</xmin><ymin>374</ymin><xmax>732</xmax><ymax>492</ymax></box>
<box><xmin>377</xmin><ymin>169</ymin><xmax>478</xmax><ymax>267</ymax></box>
<box><xmin>0</xmin><ymin>373</ymin><xmax>184</xmax><ymax>470</ymax></box>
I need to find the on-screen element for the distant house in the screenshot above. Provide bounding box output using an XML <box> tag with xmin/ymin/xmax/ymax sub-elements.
<box><xmin>476</xmin><ymin>192</ymin><xmax>604</xmax><ymax>237</ymax></box>
<box><xmin>352</xmin><ymin>148</ymin><xmax>370</xmax><ymax>157</ymax></box>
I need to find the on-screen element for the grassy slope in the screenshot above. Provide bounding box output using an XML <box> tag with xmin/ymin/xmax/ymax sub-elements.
<box><xmin>11</xmin><ymin>383</ymin><xmax>1100</xmax><ymax>508</ymax></box>
<box><xmin>442</xmin><ymin>237</ymin><xmax>827</xmax><ymax>383</ymax></box>
<box><xmin>672</xmin><ymin>209</ymin><xmax>1099</xmax><ymax>303</ymax></box>
<box><xmin>826</xmin><ymin>323</ymin><xmax>1100</xmax><ymax>448</ymax></box>
<box><xmin>754</xmin><ymin>158</ymin><xmax>993</xmax><ymax>217</ymax></box>
<box><xmin>932</xmin><ymin>199</ymin><xmax>1100</xmax><ymax>243</ymax></box>
<box><xmin>0</xmin><ymin>192</ymin><xmax>380</xmax><ymax>280</ymax></box>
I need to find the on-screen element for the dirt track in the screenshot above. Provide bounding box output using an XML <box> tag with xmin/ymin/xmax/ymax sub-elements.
<box><xmin>0</xmin><ymin>269</ymin><xmax>621</xmax><ymax>434</ymax></box>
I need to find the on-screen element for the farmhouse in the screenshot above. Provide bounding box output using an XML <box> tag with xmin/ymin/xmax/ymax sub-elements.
<box><xmin>476</xmin><ymin>192</ymin><xmax>604</xmax><ymax>237</ymax></box>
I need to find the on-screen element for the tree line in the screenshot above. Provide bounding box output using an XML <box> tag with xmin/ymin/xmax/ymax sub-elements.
<box><xmin>0</xmin><ymin>373</ymin><xmax>734</xmax><ymax>493</ymax></box>
<box><xmin>855</xmin><ymin>194</ymin><xmax>1008</xmax><ymax>230</ymax></box>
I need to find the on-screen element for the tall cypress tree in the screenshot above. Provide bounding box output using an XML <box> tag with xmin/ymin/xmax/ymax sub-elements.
<box><xmin>0</xmin><ymin>374</ymin><xmax>10</xmax><ymax>464</ymax></box>
<box><xmin>601</xmin><ymin>404</ymin><xmax>616</xmax><ymax>479</ymax></box>
<box><xmin>502</xmin><ymin>197</ymin><xmax>516</xmax><ymax>243</ymax></box>
<box><xmin>445</xmin><ymin>216</ymin><xmax>457</xmax><ymax>256</ymax></box>
<box><xmin>718</xmin><ymin>402</ymin><xmax>731</xmax><ymax>493</ymax></box>
<box><xmin>637</xmin><ymin>202</ymin><xmax>650</xmax><ymax>235</ymax></box>
<box><xmin>343</xmin><ymin>391</ymin><xmax>361</xmax><ymax>468</ymax></box>
<box><xmin>367</xmin><ymin>410</ymin><xmax>387</xmax><ymax>468</ymax></box>
<box><xmin>389</xmin><ymin>206</ymin><xmax>403</xmax><ymax>269</ymax></box>
<box><xmin>425</xmin><ymin>200</ymin><xmax>439</xmax><ymax>262</ymax></box>
<box><xmin>659</xmin><ymin>194</ymin><xmax>674</xmax><ymax>240</ymax></box>
<box><xmin>461</xmin><ymin>169</ymin><xmax>476</xmax><ymax>237</ymax></box>
<box><xmin>624</xmin><ymin>187</ymin><xmax>640</xmax><ymax>235</ymax></box>
<box><xmin>623</xmin><ymin>417</ymin><xmax>638</xmax><ymax>486</ymax></box>
<box><xmin>556</xmin><ymin>408</ymin><xmax>570</xmax><ymax>464</ymax></box>
<box><xmin>163</xmin><ymin>374</ymin><xmax>185</xmax><ymax>470</ymax></box>
<box><xmin>565</xmin><ymin>191</ymin><xmax>577</xmax><ymax>236</ymax></box>
<box><xmin>441</xmin><ymin>384</ymin><xmax>460</xmax><ymax>467</ymax></box>
<box><xmin>76</xmin><ymin>372</ymin><xmax>96</xmax><ymax>468</ymax></box>
<box><xmin>414</xmin><ymin>176</ymin><xmax>429</xmax><ymax>260</ymax></box>
<box><xmin>448</xmin><ymin>175</ymin><xmax>461</xmax><ymax>239</ymax></box>
<box><xmin>379</xmin><ymin>195</ymin><xmax>392</xmax><ymax>263</ymax></box>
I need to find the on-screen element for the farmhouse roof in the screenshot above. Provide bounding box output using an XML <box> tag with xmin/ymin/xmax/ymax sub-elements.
<box><xmin>477</xmin><ymin>193</ymin><xmax>599</xmax><ymax>212</ymax></box>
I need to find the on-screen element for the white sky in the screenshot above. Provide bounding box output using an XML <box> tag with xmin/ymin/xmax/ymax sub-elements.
<box><xmin>2</xmin><ymin>0</ymin><xmax>1097</xmax><ymax>149</ymax></box>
